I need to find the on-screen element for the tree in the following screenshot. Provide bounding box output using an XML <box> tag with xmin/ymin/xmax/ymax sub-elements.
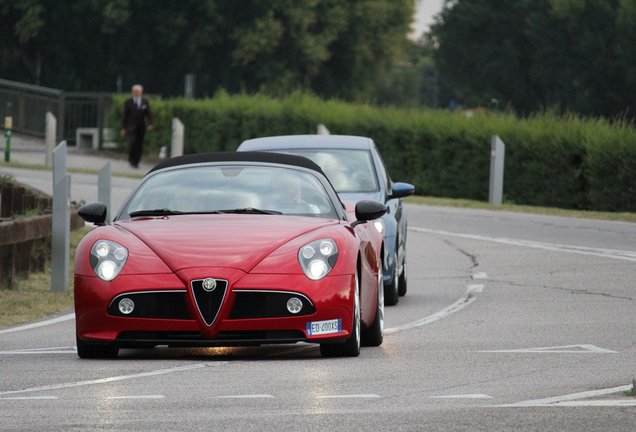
<box><xmin>0</xmin><ymin>0</ymin><xmax>415</xmax><ymax>102</ymax></box>
<box><xmin>429</xmin><ymin>0</ymin><xmax>636</xmax><ymax>118</ymax></box>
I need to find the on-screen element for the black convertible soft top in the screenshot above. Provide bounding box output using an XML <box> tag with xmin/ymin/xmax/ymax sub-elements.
<box><xmin>148</xmin><ymin>151</ymin><xmax>326</xmax><ymax>176</ymax></box>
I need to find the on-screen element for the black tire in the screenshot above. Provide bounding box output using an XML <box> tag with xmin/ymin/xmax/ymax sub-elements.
<box><xmin>398</xmin><ymin>257</ymin><xmax>408</xmax><ymax>297</ymax></box>
<box><xmin>384</xmin><ymin>251</ymin><xmax>399</xmax><ymax>306</ymax></box>
<box><xmin>362</xmin><ymin>264</ymin><xmax>384</xmax><ymax>347</ymax></box>
<box><xmin>76</xmin><ymin>336</ymin><xmax>119</xmax><ymax>359</ymax></box>
<box><xmin>321</xmin><ymin>274</ymin><xmax>361</xmax><ymax>357</ymax></box>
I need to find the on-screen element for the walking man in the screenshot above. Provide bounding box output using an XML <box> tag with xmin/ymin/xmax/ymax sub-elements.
<box><xmin>120</xmin><ymin>84</ymin><xmax>153</xmax><ymax>168</ymax></box>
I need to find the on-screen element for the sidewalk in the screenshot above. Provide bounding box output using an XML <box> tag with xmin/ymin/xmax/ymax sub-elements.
<box><xmin>1</xmin><ymin>133</ymin><xmax>155</xmax><ymax>175</ymax></box>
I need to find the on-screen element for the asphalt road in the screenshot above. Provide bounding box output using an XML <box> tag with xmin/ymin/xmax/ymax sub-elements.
<box><xmin>2</xmin><ymin>166</ymin><xmax>141</xmax><ymax>215</ymax></box>
<box><xmin>1</xmin><ymin>204</ymin><xmax>635</xmax><ymax>431</ymax></box>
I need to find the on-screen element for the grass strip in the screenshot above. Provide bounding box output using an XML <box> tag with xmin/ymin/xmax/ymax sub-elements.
<box><xmin>407</xmin><ymin>196</ymin><xmax>636</xmax><ymax>223</ymax></box>
<box><xmin>0</xmin><ymin>227</ymin><xmax>90</xmax><ymax>328</ymax></box>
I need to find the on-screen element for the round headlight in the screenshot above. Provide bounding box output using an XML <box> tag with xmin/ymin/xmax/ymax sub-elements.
<box><xmin>301</xmin><ymin>245</ymin><xmax>315</xmax><ymax>259</ymax></box>
<box><xmin>319</xmin><ymin>241</ymin><xmax>334</xmax><ymax>256</ymax></box>
<box><xmin>286</xmin><ymin>297</ymin><xmax>303</xmax><ymax>314</ymax></box>
<box><xmin>309</xmin><ymin>260</ymin><xmax>328</xmax><ymax>280</ymax></box>
<box><xmin>95</xmin><ymin>242</ymin><xmax>110</xmax><ymax>258</ymax></box>
<box><xmin>113</xmin><ymin>247</ymin><xmax>127</xmax><ymax>261</ymax></box>
<box><xmin>97</xmin><ymin>260</ymin><xmax>117</xmax><ymax>281</ymax></box>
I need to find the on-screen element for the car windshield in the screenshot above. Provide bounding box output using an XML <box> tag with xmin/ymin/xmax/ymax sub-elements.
<box><xmin>272</xmin><ymin>149</ymin><xmax>379</xmax><ymax>193</ymax></box>
<box><xmin>121</xmin><ymin>164</ymin><xmax>338</xmax><ymax>219</ymax></box>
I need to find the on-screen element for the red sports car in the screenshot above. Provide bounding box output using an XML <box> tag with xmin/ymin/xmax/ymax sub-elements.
<box><xmin>74</xmin><ymin>152</ymin><xmax>386</xmax><ymax>358</ymax></box>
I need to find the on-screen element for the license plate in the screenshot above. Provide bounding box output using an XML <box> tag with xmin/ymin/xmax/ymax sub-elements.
<box><xmin>306</xmin><ymin>319</ymin><xmax>342</xmax><ymax>336</ymax></box>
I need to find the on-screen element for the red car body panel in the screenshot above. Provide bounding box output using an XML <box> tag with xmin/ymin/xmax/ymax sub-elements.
<box><xmin>74</xmin><ymin>213</ymin><xmax>383</xmax><ymax>347</ymax></box>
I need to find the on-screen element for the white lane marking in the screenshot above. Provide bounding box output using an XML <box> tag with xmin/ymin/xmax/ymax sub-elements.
<box><xmin>0</xmin><ymin>396</ymin><xmax>58</xmax><ymax>400</ymax></box>
<box><xmin>385</xmin><ymin>284</ymin><xmax>482</xmax><ymax>334</ymax></box>
<box><xmin>545</xmin><ymin>400</ymin><xmax>636</xmax><ymax>407</ymax></box>
<box><xmin>471</xmin><ymin>272</ymin><xmax>488</xmax><ymax>280</ymax></box>
<box><xmin>211</xmin><ymin>394</ymin><xmax>274</xmax><ymax>399</ymax></box>
<box><xmin>479</xmin><ymin>344</ymin><xmax>617</xmax><ymax>354</ymax></box>
<box><xmin>106</xmin><ymin>395</ymin><xmax>165</xmax><ymax>400</ymax></box>
<box><xmin>497</xmin><ymin>384</ymin><xmax>632</xmax><ymax>407</ymax></box>
<box><xmin>429</xmin><ymin>394</ymin><xmax>493</xmax><ymax>399</ymax></box>
<box><xmin>0</xmin><ymin>313</ymin><xmax>75</xmax><ymax>335</ymax></box>
<box><xmin>0</xmin><ymin>346</ymin><xmax>77</xmax><ymax>355</ymax></box>
<box><xmin>466</xmin><ymin>284</ymin><xmax>484</xmax><ymax>293</ymax></box>
<box><xmin>0</xmin><ymin>362</ymin><xmax>225</xmax><ymax>396</ymax></box>
<box><xmin>316</xmin><ymin>394</ymin><xmax>381</xmax><ymax>399</ymax></box>
<box><xmin>410</xmin><ymin>227</ymin><xmax>636</xmax><ymax>262</ymax></box>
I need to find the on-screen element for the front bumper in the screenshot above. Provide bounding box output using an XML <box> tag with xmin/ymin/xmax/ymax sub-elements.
<box><xmin>75</xmin><ymin>270</ymin><xmax>355</xmax><ymax>347</ymax></box>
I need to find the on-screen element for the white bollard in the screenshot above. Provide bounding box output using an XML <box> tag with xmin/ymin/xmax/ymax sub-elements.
<box><xmin>171</xmin><ymin>118</ymin><xmax>184</xmax><ymax>158</ymax></box>
<box><xmin>489</xmin><ymin>135</ymin><xmax>505</xmax><ymax>205</ymax></box>
<box><xmin>317</xmin><ymin>124</ymin><xmax>330</xmax><ymax>135</ymax></box>
<box><xmin>45</xmin><ymin>112</ymin><xmax>56</xmax><ymax>167</ymax></box>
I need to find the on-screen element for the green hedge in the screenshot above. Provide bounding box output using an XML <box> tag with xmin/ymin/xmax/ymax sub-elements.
<box><xmin>110</xmin><ymin>92</ymin><xmax>636</xmax><ymax>212</ymax></box>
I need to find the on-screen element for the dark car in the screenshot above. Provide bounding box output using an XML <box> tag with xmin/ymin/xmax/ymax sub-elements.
<box><xmin>238</xmin><ymin>135</ymin><xmax>414</xmax><ymax>305</ymax></box>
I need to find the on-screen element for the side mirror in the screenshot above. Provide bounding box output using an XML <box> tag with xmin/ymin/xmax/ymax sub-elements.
<box><xmin>390</xmin><ymin>182</ymin><xmax>415</xmax><ymax>199</ymax></box>
<box><xmin>78</xmin><ymin>202</ymin><xmax>107</xmax><ymax>225</ymax></box>
<box><xmin>352</xmin><ymin>200</ymin><xmax>386</xmax><ymax>227</ymax></box>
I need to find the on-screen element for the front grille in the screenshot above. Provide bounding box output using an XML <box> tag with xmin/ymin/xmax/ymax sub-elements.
<box><xmin>191</xmin><ymin>278</ymin><xmax>228</xmax><ymax>326</ymax></box>
<box><xmin>230</xmin><ymin>291</ymin><xmax>315</xmax><ymax>319</ymax></box>
<box><xmin>116</xmin><ymin>330</ymin><xmax>306</xmax><ymax>347</ymax></box>
<box><xmin>107</xmin><ymin>291</ymin><xmax>191</xmax><ymax>319</ymax></box>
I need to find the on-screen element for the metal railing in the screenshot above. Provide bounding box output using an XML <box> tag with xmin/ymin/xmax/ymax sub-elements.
<box><xmin>0</xmin><ymin>78</ymin><xmax>112</xmax><ymax>147</ymax></box>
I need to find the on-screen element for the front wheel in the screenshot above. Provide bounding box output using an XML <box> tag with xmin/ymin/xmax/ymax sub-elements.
<box><xmin>398</xmin><ymin>257</ymin><xmax>407</xmax><ymax>297</ymax></box>
<box><xmin>321</xmin><ymin>274</ymin><xmax>361</xmax><ymax>357</ymax></box>
<box><xmin>362</xmin><ymin>264</ymin><xmax>384</xmax><ymax>347</ymax></box>
<box><xmin>384</xmin><ymin>252</ymin><xmax>399</xmax><ymax>306</ymax></box>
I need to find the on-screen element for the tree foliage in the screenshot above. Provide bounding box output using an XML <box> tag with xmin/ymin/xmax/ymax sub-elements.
<box><xmin>0</xmin><ymin>0</ymin><xmax>414</xmax><ymax>100</ymax></box>
<box><xmin>429</xmin><ymin>0</ymin><xmax>636</xmax><ymax>118</ymax></box>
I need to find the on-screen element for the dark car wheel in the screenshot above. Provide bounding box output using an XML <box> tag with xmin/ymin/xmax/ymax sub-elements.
<box><xmin>384</xmin><ymin>252</ymin><xmax>399</xmax><ymax>306</ymax></box>
<box><xmin>398</xmin><ymin>257</ymin><xmax>407</xmax><ymax>297</ymax></box>
<box><xmin>362</xmin><ymin>265</ymin><xmax>384</xmax><ymax>347</ymax></box>
<box><xmin>321</xmin><ymin>274</ymin><xmax>361</xmax><ymax>357</ymax></box>
<box><xmin>76</xmin><ymin>336</ymin><xmax>119</xmax><ymax>359</ymax></box>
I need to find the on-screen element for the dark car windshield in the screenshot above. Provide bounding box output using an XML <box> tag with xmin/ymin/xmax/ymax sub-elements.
<box><xmin>272</xmin><ymin>149</ymin><xmax>379</xmax><ymax>193</ymax></box>
<box><xmin>121</xmin><ymin>164</ymin><xmax>338</xmax><ymax>219</ymax></box>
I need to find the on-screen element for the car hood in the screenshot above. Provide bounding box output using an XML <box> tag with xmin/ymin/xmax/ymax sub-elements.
<box><xmin>117</xmin><ymin>214</ymin><xmax>338</xmax><ymax>272</ymax></box>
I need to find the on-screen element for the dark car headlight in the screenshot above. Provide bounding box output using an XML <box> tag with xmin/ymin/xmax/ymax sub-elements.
<box><xmin>90</xmin><ymin>240</ymin><xmax>128</xmax><ymax>281</ymax></box>
<box><xmin>298</xmin><ymin>238</ymin><xmax>338</xmax><ymax>280</ymax></box>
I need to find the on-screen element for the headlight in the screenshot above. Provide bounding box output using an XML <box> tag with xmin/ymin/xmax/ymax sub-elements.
<box><xmin>373</xmin><ymin>220</ymin><xmax>384</xmax><ymax>234</ymax></box>
<box><xmin>90</xmin><ymin>240</ymin><xmax>128</xmax><ymax>281</ymax></box>
<box><xmin>298</xmin><ymin>238</ymin><xmax>338</xmax><ymax>280</ymax></box>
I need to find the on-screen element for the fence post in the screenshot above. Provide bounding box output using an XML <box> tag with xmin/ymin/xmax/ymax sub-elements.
<box><xmin>98</xmin><ymin>161</ymin><xmax>112</xmax><ymax>224</ymax></box>
<box><xmin>51</xmin><ymin>141</ymin><xmax>70</xmax><ymax>292</ymax></box>
<box><xmin>171</xmin><ymin>118</ymin><xmax>184</xmax><ymax>158</ymax></box>
<box><xmin>489</xmin><ymin>135</ymin><xmax>505</xmax><ymax>205</ymax></box>
<box><xmin>45</xmin><ymin>112</ymin><xmax>56</xmax><ymax>167</ymax></box>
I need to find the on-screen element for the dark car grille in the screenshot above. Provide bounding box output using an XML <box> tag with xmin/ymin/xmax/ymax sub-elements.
<box><xmin>191</xmin><ymin>278</ymin><xmax>228</xmax><ymax>326</ymax></box>
<box><xmin>107</xmin><ymin>291</ymin><xmax>192</xmax><ymax>319</ymax></box>
<box><xmin>229</xmin><ymin>290</ymin><xmax>315</xmax><ymax>319</ymax></box>
<box><xmin>116</xmin><ymin>330</ymin><xmax>306</xmax><ymax>347</ymax></box>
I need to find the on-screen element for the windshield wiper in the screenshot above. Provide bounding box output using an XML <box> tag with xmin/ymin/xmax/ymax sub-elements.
<box><xmin>217</xmin><ymin>207</ymin><xmax>282</xmax><ymax>215</ymax></box>
<box><xmin>129</xmin><ymin>208</ymin><xmax>186</xmax><ymax>218</ymax></box>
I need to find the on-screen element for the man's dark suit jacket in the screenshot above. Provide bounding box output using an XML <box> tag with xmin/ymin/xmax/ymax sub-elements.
<box><xmin>121</xmin><ymin>97</ymin><xmax>153</xmax><ymax>135</ymax></box>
